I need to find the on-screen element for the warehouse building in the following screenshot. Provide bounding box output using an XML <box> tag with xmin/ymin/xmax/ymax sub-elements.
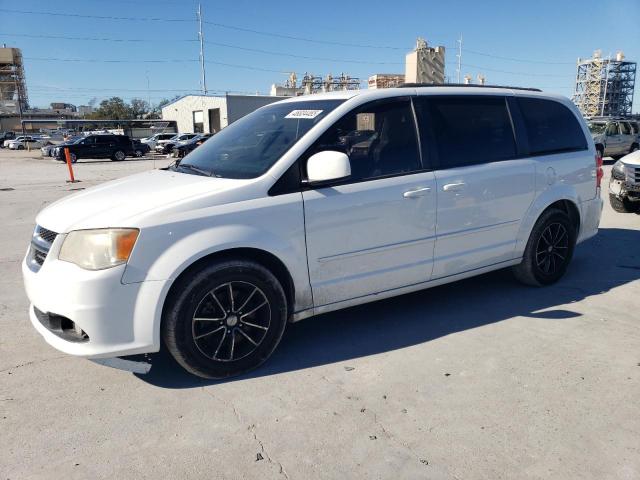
<box><xmin>161</xmin><ymin>94</ymin><xmax>286</xmax><ymax>134</ymax></box>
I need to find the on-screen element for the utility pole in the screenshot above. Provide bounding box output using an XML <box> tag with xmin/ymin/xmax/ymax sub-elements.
<box><xmin>145</xmin><ymin>70</ymin><xmax>151</xmax><ymax>112</ymax></box>
<box><xmin>456</xmin><ymin>34</ymin><xmax>463</xmax><ymax>84</ymax></box>
<box><xmin>197</xmin><ymin>3</ymin><xmax>208</xmax><ymax>95</ymax></box>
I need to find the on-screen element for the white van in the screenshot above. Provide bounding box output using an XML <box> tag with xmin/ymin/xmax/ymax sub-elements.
<box><xmin>22</xmin><ymin>86</ymin><xmax>603</xmax><ymax>379</ymax></box>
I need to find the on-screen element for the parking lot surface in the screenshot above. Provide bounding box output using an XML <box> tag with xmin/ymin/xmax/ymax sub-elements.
<box><xmin>1</xmin><ymin>150</ymin><xmax>638</xmax><ymax>479</ymax></box>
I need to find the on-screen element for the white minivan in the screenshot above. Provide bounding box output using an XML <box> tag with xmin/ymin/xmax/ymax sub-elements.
<box><xmin>22</xmin><ymin>86</ymin><xmax>603</xmax><ymax>379</ymax></box>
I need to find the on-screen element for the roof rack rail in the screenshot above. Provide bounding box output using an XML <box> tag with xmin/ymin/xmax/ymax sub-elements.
<box><xmin>399</xmin><ymin>83</ymin><xmax>542</xmax><ymax>92</ymax></box>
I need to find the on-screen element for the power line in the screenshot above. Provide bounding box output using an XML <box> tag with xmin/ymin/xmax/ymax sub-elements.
<box><xmin>24</xmin><ymin>56</ymin><xmax>292</xmax><ymax>74</ymax></box>
<box><xmin>463</xmin><ymin>49</ymin><xmax>574</xmax><ymax>65</ymax></box>
<box><xmin>203</xmin><ymin>21</ymin><xmax>408</xmax><ymax>50</ymax></box>
<box><xmin>0</xmin><ymin>32</ymin><xmax>403</xmax><ymax>65</ymax></box>
<box><xmin>0</xmin><ymin>32</ymin><xmax>197</xmax><ymax>43</ymax></box>
<box><xmin>204</xmin><ymin>40</ymin><xmax>403</xmax><ymax>65</ymax></box>
<box><xmin>1</xmin><ymin>8</ymin><xmax>580</xmax><ymax>66</ymax></box>
<box><xmin>0</xmin><ymin>8</ymin><xmax>192</xmax><ymax>22</ymax></box>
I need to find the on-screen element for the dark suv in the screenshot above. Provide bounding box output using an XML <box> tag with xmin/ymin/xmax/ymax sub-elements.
<box><xmin>54</xmin><ymin>134</ymin><xmax>134</xmax><ymax>162</ymax></box>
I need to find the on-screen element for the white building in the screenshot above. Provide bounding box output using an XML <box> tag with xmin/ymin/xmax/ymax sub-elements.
<box><xmin>161</xmin><ymin>94</ymin><xmax>286</xmax><ymax>133</ymax></box>
<box><xmin>405</xmin><ymin>38</ymin><xmax>445</xmax><ymax>84</ymax></box>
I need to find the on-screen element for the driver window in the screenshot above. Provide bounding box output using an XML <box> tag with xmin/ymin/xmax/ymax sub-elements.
<box><xmin>606</xmin><ymin>123</ymin><xmax>619</xmax><ymax>136</ymax></box>
<box><xmin>308</xmin><ymin>99</ymin><xmax>420</xmax><ymax>182</ymax></box>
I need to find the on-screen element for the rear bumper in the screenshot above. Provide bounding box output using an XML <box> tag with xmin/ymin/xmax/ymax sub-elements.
<box><xmin>577</xmin><ymin>195</ymin><xmax>603</xmax><ymax>244</ymax></box>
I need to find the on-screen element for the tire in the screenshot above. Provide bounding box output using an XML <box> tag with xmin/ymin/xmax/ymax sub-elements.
<box><xmin>17</xmin><ymin>145</ymin><xmax>24</xmax><ymax>150</ymax></box>
<box><xmin>162</xmin><ymin>259</ymin><xmax>288</xmax><ymax>379</ymax></box>
<box><xmin>512</xmin><ymin>208</ymin><xmax>576</xmax><ymax>286</ymax></box>
<box><xmin>70</xmin><ymin>153</ymin><xmax>77</xmax><ymax>163</ymax></box>
<box><xmin>609</xmin><ymin>193</ymin><xmax>638</xmax><ymax>213</ymax></box>
<box><xmin>596</xmin><ymin>145</ymin><xmax>604</xmax><ymax>158</ymax></box>
<box><xmin>630</xmin><ymin>144</ymin><xmax>639</xmax><ymax>154</ymax></box>
<box><xmin>134</xmin><ymin>149</ymin><xmax>144</xmax><ymax>157</ymax></box>
<box><xmin>112</xmin><ymin>149</ymin><xmax>126</xmax><ymax>161</ymax></box>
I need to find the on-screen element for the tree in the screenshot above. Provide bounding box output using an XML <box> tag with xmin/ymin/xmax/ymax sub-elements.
<box><xmin>129</xmin><ymin>98</ymin><xmax>150</xmax><ymax>119</ymax></box>
<box><xmin>89</xmin><ymin>97</ymin><xmax>132</xmax><ymax>119</ymax></box>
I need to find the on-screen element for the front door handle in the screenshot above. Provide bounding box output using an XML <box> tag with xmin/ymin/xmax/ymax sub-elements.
<box><xmin>443</xmin><ymin>182</ymin><xmax>465</xmax><ymax>192</ymax></box>
<box><xmin>403</xmin><ymin>187</ymin><xmax>431</xmax><ymax>198</ymax></box>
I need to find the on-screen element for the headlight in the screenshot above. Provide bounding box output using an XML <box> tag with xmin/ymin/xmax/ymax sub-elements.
<box><xmin>612</xmin><ymin>161</ymin><xmax>626</xmax><ymax>181</ymax></box>
<box><xmin>59</xmin><ymin>228</ymin><xmax>139</xmax><ymax>270</ymax></box>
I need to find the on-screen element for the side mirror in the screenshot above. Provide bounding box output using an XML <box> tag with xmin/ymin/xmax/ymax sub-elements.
<box><xmin>307</xmin><ymin>150</ymin><xmax>351</xmax><ymax>185</ymax></box>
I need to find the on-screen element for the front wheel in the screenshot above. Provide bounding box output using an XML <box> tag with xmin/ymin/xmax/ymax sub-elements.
<box><xmin>513</xmin><ymin>209</ymin><xmax>576</xmax><ymax>286</ymax></box>
<box><xmin>112</xmin><ymin>150</ymin><xmax>126</xmax><ymax>161</ymax></box>
<box><xmin>134</xmin><ymin>149</ymin><xmax>144</xmax><ymax>157</ymax></box>
<box><xmin>162</xmin><ymin>260</ymin><xmax>288</xmax><ymax>379</ymax></box>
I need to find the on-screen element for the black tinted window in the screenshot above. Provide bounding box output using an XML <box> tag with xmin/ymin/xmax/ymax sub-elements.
<box><xmin>422</xmin><ymin>96</ymin><xmax>516</xmax><ymax>168</ymax></box>
<box><xmin>630</xmin><ymin>122</ymin><xmax>639</xmax><ymax>134</ymax></box>
<box><xmin>620</xmin><ymin>122</ymin><xmax>631</xmax><ymax>135</ymax></box>
<box><xmin>308</xmin><ymin>99</ymin><xmax>420</xmax><ymax>182</ymax></box>
<box><xmin>517</xmin><ymin>97</ymin><xmax>587</xmax><ymax>154</ymax></box>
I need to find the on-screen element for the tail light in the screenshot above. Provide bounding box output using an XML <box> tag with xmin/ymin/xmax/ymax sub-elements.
<box><xmin>595</xmin><ymin>152</ymin><xmax>604</xmax><ymax>189</ymax></box>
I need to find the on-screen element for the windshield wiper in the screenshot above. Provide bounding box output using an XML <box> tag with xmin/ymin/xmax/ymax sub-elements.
<box><xmin>176</xmin><ymin>163</ymin><xmax>212</xmax><ymax>176</ymax></box>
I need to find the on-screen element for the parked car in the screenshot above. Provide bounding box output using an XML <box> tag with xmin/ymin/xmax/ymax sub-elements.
<box><xmin>588</xmin><ymin>118</ymin><xmax>639</xmax><ymax>159</ymax></box>
<box><xmin>45</xmin><ymin>136</ymin><xmax>83</xmax><ymax>158</ymax></box>
<box><xmin>141</xmin><ymin>133</ymin><xmax>176</xmax><ymax>150</ymax></box>
<box><xmin>22</xmin><ymin>86</ymin><xmax>603</xmax><ymax>379</ymax></box>
<box><xmin>155</xmin><ymin>133</ymin><xmax>198</xmax><ymax>154</ymax></box>
<box><xmin>53</xmin><ymin>134</ymin><xmax>133</xmax><ymax>162</ymax></box>
<box><xmin>4</xmin><ymin>135</ymin><xmax>41</xmax><ymax>148</ymax></box>
<box><xmin>609</xmin><ymin>149</ymin><xmax>640</xmax><ymax>213</ymax></box>
<box><xmin>170</xmin><ymin>133</ymin><xmax>213</xmax><ymax>158</ymax></box>
<box><xmin>49</xmin><ymin>135</ymin><xmax>85</xmax><ymax>162</ymax></box>
<box><xmin>131</xmin><ymin>140</ymin><xmax>151</xmax><ymax>157</ymax></box>
<box><xmin>0</xmin><ymin>131</ymin><xmax>15</xmax><ymax>146</ymax></box>
<box><xmin>8</xmin><ymin>137</ymin><xmax>46</xmax><ymax>150</ymax></box>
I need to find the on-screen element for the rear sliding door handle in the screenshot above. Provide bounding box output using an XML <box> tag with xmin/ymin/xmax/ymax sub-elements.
<box><xmin>442</xmin><ymin>182</ymin><xmax>465</xmax><ymax>192</ymax></box>
<box><xmin>403</xmin><ymin>187</ymin><xmax>431</xmax><ymax>198</ymax></box>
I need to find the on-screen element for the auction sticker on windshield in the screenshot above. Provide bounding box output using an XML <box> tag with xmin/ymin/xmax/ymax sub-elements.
<box><xmin>285</xmin><ymin>110</ymin><xmax>323</xmax><ymax>119</ymax></box>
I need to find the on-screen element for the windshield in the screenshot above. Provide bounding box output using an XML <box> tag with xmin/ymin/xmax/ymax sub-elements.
<box><xmin>588</xmin><ymin>122</ymin><xmax>606</xmax><ymax>134</ymax></box>
<box><xmin>175</xmin><ymin>99</ymin><xmax>345</xmax><ymax>179</ymax></box>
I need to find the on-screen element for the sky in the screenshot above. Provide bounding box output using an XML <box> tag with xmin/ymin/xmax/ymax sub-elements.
<box><xmin>1</xmin><ymin>0</ymin><xmax>639</xmax><ymax>112</ymax></box>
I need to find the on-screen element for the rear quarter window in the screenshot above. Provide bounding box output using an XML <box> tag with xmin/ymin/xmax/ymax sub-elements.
<box><xmin>517</xmin><ymin>97</ymin><xmax>587</xmax><ymax>155</ymax></box>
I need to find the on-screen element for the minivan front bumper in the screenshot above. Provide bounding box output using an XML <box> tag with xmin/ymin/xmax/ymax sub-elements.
<box><xmin>22</xmin><ymin>251</ymin><xmax>165</xmax><ymax>359</ymax></box>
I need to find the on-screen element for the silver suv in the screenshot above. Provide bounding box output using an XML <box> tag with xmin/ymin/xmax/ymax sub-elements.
<box><xmin>588</xmin><ymin>118</ymin><xmax>639</xmax><ymax>159</ymax></box>
<box><xmin>609</xmin><ymin>150</ymin><xmax>640</xmax><ymax>213</ymax></box>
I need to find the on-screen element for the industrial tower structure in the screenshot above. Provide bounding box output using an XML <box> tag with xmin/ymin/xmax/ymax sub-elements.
<box><xmin>573</xmin><ymin>50</ymin><xmax>636</xmax><ymax>118</ymax></box>
<box><xmin>0</xmin><ymin>46</ymin><xmax>29</xmax><ymax>114</ymax></box>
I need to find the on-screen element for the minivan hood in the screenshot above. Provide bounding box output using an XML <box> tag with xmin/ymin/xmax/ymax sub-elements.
<box><xmin>37</xmin><ymin>169</ymin><xmax>244</xmax><ymax>233</ymax></box>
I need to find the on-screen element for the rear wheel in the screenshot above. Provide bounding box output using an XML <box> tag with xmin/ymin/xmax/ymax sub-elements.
<box><xmin>513</xmin><ymin>209</ymin><xmax>576</xmax><ymax>286</ymax></box>
<box><xmin>162</xmin><ymin>259</ymin><xmax>287</xmax><ymax>379</ymax></box>
<box><xmin>112</xmin><ymin>149</ymin><xmax>126</xmax><ymax>161</ymax></box>
<box><xmin>609</xmin><ymin>193</ymin><xmax>638</xmax><ymax>213</ymax></box>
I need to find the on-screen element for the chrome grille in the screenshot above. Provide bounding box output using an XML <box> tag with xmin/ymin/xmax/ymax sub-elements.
<box><xmin>630</xmin><ymin>166</ymin><xmax>640</xmax><ymax>184</ymax></box>
<box><xmin>27</xmin><ymin>225</ymin><xmax>58</xmax><ymax>272</ymax></box>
